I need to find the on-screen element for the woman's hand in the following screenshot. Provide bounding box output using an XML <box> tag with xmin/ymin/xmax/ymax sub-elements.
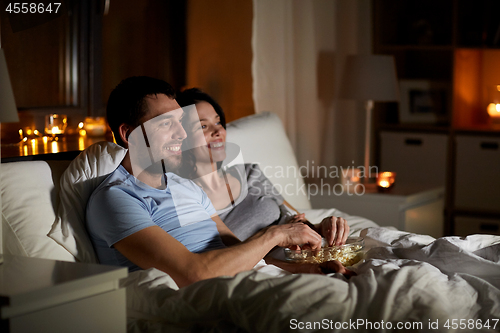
<box><xmin>318</xmin><ymin>216</ymin><xmax>349</xmax><ymax>246</ymax></box>
<box><xmin>287</xmin><ymin>213</ymin><xmax>307</xmax><ymax>224</ymax></box>
<box><xmin>270</xmin><ymin>223</ymin><xmax>322</xmax><ymax>251</ymax></box>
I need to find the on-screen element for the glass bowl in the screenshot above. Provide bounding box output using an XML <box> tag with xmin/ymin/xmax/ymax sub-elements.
<box><xmin>283</xmin><ymin>237</ymin><xmax>365</xmax><ymax>267</ymax></box>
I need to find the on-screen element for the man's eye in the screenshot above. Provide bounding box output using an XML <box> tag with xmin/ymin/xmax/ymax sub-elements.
<box><xmin>201</xmin><ymin>125</ymin><xmax>207</xmax><ymax>129</ymax></box>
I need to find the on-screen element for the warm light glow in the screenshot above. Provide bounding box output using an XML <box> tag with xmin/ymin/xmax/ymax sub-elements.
<box><xmin>78</xmin><ymin>122</ymin><xmax>84</xmax><ymax>129</ymax></box>
<box><xmin>51</xmin><ymin>140</ymin><xmax>59</xmax><ymax>153</ymax></box>
<box><xmin>26</xmin><ymin>129</ymin><xmax>32</xmax><ymax>135</ymax></box>
<box><xmin>79</xmin><ymin>136</ymin><xmax>85</xmax><ymax>151</ymax></box>
<box><xmin>23</xmin><ymin>145</ymin><xmax>28</xmax><ymax>156</ymax></box>
<box><xmin>377</xmin><ymin>171</ymin><xmax>396</xmax><ymax>190</ymax></box>
<box><xmin>33</xmin><ymin>129</ymin><xmax>39</xmax><ymax>135</ymax></box>
<box><xmin>31</xmin><ymin>139</ymin><xmax>38</xmax><ymax>155</ymax></box>
<box><xmin>19</xmin><ymin>129</ymin><xmax>23</xmax><ymax>140</ymax></box>
<box><xmin>45</xmin><ymin>114</ymin><xmax>68</xmax><ymax>135</ymax></box>
<box><xmin>43</xmin><ymin>136</ymin><xmax>48</xmax><ymax>153</ymax></box>
<box><xmin>496</xmin><ymin>85</ymin><xmax>500</xmax><ymax>92</ymax></box>
<box><xmin>79</xmin><ymin>129</ymin><xmax>87</xmax><ymax>136</ymax></box>
<box><xmin>22</xmin><ymin>137</ymin><xmax>28</xmax><ymax>142</ymax></box>
<box><xmin>84</xmin><ymin>117</ymin><xmax>107</xmax><ymax>136</ymax></box>
<box><xmin>487</xmin><ymin>103</ymin><xmax>500</xmax><ymax>118</ymax></box>
<box><xmin>379</xmin><ymin>180</ymin><xmax>390</xmax><ymax>188</ymax></box>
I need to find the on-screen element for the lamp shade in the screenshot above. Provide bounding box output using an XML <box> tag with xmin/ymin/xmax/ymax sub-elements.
<box><xmin>0</xmin><ymin>49</ymin><xmax>19</xmax><ymax>123</ymax></box>
<box><xmin>340</xmin><ymin>55</ymin><xmax>399</xmax><ymax>102</ymax></box>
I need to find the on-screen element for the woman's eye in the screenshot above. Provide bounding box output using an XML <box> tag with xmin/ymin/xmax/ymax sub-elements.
<box><xmin>201</xmin><ymin>125</ymin><xmax>207</xmax><ymax>129</ymax></box>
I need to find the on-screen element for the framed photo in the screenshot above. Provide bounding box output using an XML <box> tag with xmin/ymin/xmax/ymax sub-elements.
<box><xmin>399</xmin><ymin>80</ymin><xmax>450</xmax><ymax>123</ymax></box>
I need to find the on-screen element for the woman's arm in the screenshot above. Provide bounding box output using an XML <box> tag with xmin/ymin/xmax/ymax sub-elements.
<box><xmin>212</xmin><ymin>214</ymin><xmax>241</xmax><ymax>246</ymax></box>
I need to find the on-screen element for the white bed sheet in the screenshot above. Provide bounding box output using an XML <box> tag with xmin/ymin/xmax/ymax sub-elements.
<box><xmin>122</xmin><ymin>227</ymin><xmax>500</xmax><ymax>332</ymax></box>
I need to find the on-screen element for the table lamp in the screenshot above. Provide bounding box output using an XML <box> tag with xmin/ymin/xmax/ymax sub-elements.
<box><xmin>340</xmin><ymin>54</ymin><xmax>399</xmax><ymax>183</ymax></box>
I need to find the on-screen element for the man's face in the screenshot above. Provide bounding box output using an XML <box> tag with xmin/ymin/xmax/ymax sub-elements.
<box><xmin>128</xmin><ymin>94</ymin><xmax>187</xmax><ymax>174</ymax></box>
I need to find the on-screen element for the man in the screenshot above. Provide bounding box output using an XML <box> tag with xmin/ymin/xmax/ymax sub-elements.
<box><xmin>86</xmin><ymin>76</ymin><xmax>348</xmax><ymax>288</ymax></box>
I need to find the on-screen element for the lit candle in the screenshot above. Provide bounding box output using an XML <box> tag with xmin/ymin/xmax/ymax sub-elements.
<box><xmin>377</xmin><ymin>171</ymin><xmax>396</xmax><ymax>191</ymax></box>
<box><xmin>45</xmin><ymin>114</ymin><xmax>68</xmax><ymax>135</ymax></box>
<box><xmin>84</xmin><ymin>117</ymin><xmax>107</xmax><ymax>137</ymax></box>
<box><xmin>487</xmin><ymin>103</ymin><xmax>500</xmax><ymax>120</ymax></box>
<box><xmin>51</xmin><ymin>126</ymin><xmax>61</xmax><ymax>134</ymax></box>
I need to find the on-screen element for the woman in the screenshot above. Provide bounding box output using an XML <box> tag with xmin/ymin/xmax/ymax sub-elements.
<box><xmin>177</xmin><ymin>88</ymin><xmax>349</xmax><ymax>247</ymax></box>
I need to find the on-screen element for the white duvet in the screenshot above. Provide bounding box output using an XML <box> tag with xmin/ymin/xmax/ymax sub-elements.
<box><xmin>122</xmin><ymin>226</ymin><xmax>500</xmax><ymax>332</ymax></box>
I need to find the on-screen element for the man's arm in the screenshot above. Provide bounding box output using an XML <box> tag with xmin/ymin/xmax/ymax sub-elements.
<box><xmin>114</xmin><ymin>221</ymin><xmax>322</xmax><ymax>288</ymax></box>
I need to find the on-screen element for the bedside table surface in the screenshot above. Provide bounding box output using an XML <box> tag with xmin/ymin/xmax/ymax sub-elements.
<box><xmin>0</xmin><ymin>256</ymin><xmax>127</xmax><ymax>305</ymax></box>
<box><xmin>0</xmin><ymin>256</ymin><xmax>128</xmax><ymax>332</ymax></box>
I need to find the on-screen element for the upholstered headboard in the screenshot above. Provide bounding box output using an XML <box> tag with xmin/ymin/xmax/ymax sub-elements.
<box><xmin>226</xmin><ymin>112</ymin><xmax>311</xmax><ymax>210</ymax></box>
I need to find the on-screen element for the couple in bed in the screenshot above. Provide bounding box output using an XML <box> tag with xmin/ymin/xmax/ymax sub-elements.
<box><xmin>86</xmin><ymin>76</ymin><xmax>352</xmax><ymax>288</ymax></box>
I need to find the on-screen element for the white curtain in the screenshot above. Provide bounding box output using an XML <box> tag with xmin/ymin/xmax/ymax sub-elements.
<box><xmin>252</xmin><ymin>0</ymin><xmax>372</xmax><ymax>170</ymax></box>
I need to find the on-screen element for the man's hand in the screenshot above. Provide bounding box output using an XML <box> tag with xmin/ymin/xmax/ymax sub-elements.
<box><xmin>287</xmin><ymin>213</ymin><xmax>349</xmax><ymax>246</ymax></box>
<box><xmin>269</xmin><ymin>223</ymin><xmax>322</xmax><ymax>250</ymax></box>
<box><xmin>318</xmin><ymin>216</ymin><xmax>349</xmax><ymax>246</ymax></box>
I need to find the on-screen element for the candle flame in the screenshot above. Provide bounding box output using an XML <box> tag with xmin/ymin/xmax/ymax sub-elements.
<box><xmin>379</xmin><ymin>180</ymin><xmax>390</xmax><ymax>188</ymax></box>
<box><xmin>487</xmin><ymin>103</ymin><xmax>500</xmax><ymax>117</ymax></box>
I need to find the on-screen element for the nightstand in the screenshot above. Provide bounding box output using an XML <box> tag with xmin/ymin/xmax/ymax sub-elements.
<box><xmin>0</xmin><ymin>256</ymin><xmax>128</xmax><ymax>333</ymax></box>
<box><xmin>310</xmin><ymin>183</ymin><xmax>445</xmax><ymax>238</ymax></box>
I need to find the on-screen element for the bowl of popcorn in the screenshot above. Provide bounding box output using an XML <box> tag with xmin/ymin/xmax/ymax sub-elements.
<box><xmin>284</xmin><ymin>237</ymin><xmax>365</xmax><ymax>267</ymax></box>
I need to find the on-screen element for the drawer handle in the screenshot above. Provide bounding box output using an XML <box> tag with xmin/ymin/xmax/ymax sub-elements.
<box><xmin>480</xmin><ymin>223</ymin><xmax>499</xmax><ymax>232</ymax></box>
<box><xmin>480</xmin><ymin>142</ymin><xmax>498</xmax><ymax>150</ymax></box>
<box><xmin>405</xmin><ymin>138</ymin><xmax>422</xmax><ymax>146</ymax></box>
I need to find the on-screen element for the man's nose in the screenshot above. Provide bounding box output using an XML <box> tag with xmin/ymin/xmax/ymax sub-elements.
<box><xmin>173</xmin><ymin>120</ymin><xmax>187</xmax><ymax>140</ymax></box>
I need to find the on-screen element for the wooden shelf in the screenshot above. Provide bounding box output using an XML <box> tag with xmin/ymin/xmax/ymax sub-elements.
<box><xmin>1</xmin><ymin>134</ymin><xmax>114</xmax><ymax>162</ymax></box>
<box><xmin>373</xmin><ymin>0</ymin><xmax>500</xmax><ymax>236</ymax></box>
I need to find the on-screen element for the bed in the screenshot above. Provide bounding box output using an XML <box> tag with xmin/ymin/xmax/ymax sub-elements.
<box><xmin>2</xmin><ymin>112</ymin><xmax>499</xmax><ymax>332</ymax></box>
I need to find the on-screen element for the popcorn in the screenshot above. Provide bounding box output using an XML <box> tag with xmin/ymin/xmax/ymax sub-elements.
<box><xmin>284</xmin><ymin>237</ymin><xmax>364</xmax><ymax>267</ymax></box>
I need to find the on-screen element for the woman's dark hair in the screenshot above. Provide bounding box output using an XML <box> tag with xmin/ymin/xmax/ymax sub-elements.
<box><xmin>176</xmin><ymin>88</ymin><xmax>226</xmax><ymax>179</ymax></box>
<box><xmin>106</xmin><ymin>76</ymin><xmax>176</xmax><ymax>147</ymax></box>
<box><xmin>176</xmin><ymin>88</ymin><xmax>226</xmax><ymax>129</ymax></box>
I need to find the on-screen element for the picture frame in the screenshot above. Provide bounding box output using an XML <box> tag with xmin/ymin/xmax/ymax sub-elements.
<box><xmin>399</xmin><ymin>80</ymin><xmax>450</xmax><ymax>123</ymax></box>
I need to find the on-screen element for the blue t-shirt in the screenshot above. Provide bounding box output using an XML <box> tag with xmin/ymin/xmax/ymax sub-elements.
<box><xmin>86</xmin><ymin>165</ymin><xmax>226</xmax><ymax>271</ymax></box>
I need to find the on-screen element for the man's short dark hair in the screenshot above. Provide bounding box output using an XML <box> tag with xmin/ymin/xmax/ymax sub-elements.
<box><xmin>106</xmin><ymin>76</ymin><xmax>176</xmax><ymax>147</ymax></box>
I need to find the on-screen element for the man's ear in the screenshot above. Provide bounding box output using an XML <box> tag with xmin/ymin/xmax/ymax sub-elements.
<box><xmin>118</xmin><ymin>123</ymin><xmax>132</xmax><ymax>147</ymax></box>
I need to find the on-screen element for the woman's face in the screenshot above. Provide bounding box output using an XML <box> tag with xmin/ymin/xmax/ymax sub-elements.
<box><xmin>185</xmin><ymin>101</ymin><xmax>226</xmax><ymax>164</ymax></box>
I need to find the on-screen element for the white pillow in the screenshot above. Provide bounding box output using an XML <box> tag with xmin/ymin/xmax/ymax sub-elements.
<box><xmin>48</xmin><ymin>141</ymin><xmax>127</xmax><ymax>262</ymax></box>
<box><xmin>2</xmin><ymin>160</ymin><xmax>75</xmax><ymax>261</ymax></box>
